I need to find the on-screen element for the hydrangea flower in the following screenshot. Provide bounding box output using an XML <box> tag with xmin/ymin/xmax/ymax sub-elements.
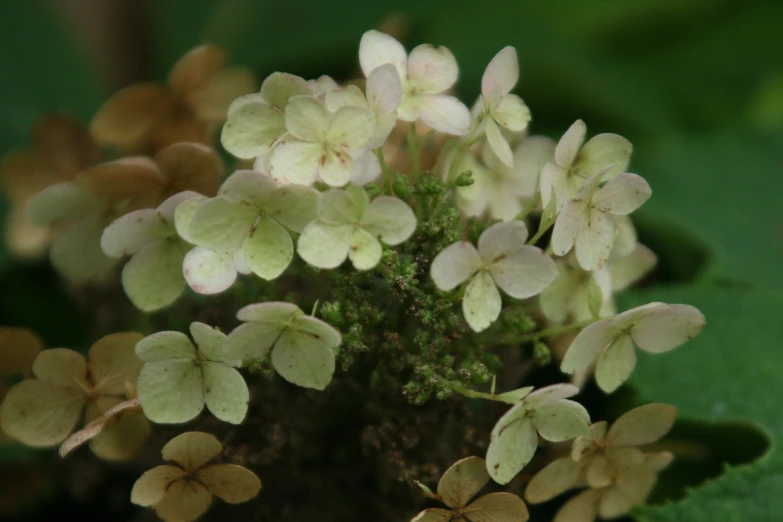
<box><xmin>430</xmin><ymin>220</ymin><xmax>558</xmax><ymax>332</ymax></box>
<box><xmin>450</xmin><ymin>137</ymin><xmax>555</xmax><ymax>221</ymax></box>
<box><xmin>92</xmin><ymin>45</ymin><xmax>256</xmax><ymax>152</ymax></box>
<box><xmin>221</xmin><ymin>72</ymin><xmax>311</xmax><ymax>160</ymax></box>
<box><xmin>541</xmin><ymin>120</ymin><xmax>633</xmax><ymax>211</ymax></box>
<box><xmin>187</xmin><ymin>170</ymin><xmax>319</xmax><ymax>280</ymax></box>
<box><xmin>539</xmin><ymin>256</ymin><xmax>613</xmax><ymax>325</ymax></box>
<box><xmin>525</xmin><ymin>403</ymin><xmax>676</xmax><ymax>503</ymax></box>
<box><xmin>476</xmin><ymin>46</ymin><xmax>532</xmax><ymax>167</ymax></box>
<box><xmin>131</xmin><ymin>431</ymin><xmax>261</xmax><ymax>522</ymax></box>
<box><xmin>58</xmin><ymin>397</ymin><xmax>144</xmax><ymax>459</ymax></box>
<box><xmin>0</xmin><ymin>328</ymin><xmax>43</xmax><ymax>442</ymax></box>
<box><xmin>0</xmin><ymin>113</ymin><xmax>100</xmax><ymax>258</ymax></box>
<box><xmin>561</xmin><ymin>303</ymin><xmax>706</xmax><ymax>393</ymax></box>
<box><xmin>269</xmin><ymin>95</ymin><xmax>376</xmax><ymax>186</ymax></box>
<box><xmin>359</xmin><ymin>30</ymin><xmax>471</xmax><ymax>135</ymax></box>
<box><xmin>297</xmin><ymin>185</ymin><xmax>416</xmax><ymax>270</ymax></box>
<box><xmin>325</xmin><ymin>63</ymin><xmax>402</xmax><ymax>148</ymax></box>
<box><xmin>135</xmin><ymin>322</ymin><xmax>249</xmax><ymax>425</ymax></box>
<box><xmin>225</xmin><ymin>302</ymin><xmax>342</xmax><ymax>391</ymax></box>
<box><xmin>551</xmin><ymin>171</ymin><xmax>651</xmax><ymax>270</ymax></box>
<box><xmin>486</xmin><ymin>384</ymin><xmax>590</xmax><ymax>484</ymax></box>
<box><xmin>308</xmin><ymin>75</ymin><xmax>340</xmax><ymax>99</ymax></box>
<box><xmin>0</xmin><ymin>333</ymin><xmax>149</xmax><ymax>461</ymax></box>
<box><xmin>411</xmin><ymin>456</ymin><xmax>529</xmax><ymax>522</ymax></box>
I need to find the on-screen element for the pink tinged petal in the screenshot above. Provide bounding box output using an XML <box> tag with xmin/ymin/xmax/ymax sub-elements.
<box><xmin>242</xmin><ymin>216</ymin><xmax>293</xmax><ymax>280</ymax></box>
<box><xmin>561</xmin><ymin>320</ymin><xmax>618</xmax><ymax>374</ymax></box>
<box><xmin>591</xmin><ymin>173</ymin><xmax>651</xmax><ymax>215</ymax></box>
<box><xmin>493</xmin><ymin>94</ymin><xmax>530</xmax><ymax>132</ymax></box>
<box><xmin>555</xmin><ymin>120</ymin><xmax>587</xmax><ymax>168</ymax></box>
<box><xmin>462</xmin><ymin>492</ymin><xmax>530</xmax><ymax>522</ymax></box>
<box><xmin>260</xmin><ymin>72</ymin><xmax>311</xmax><ymax>110</ymax></box>
<box><xmin>268</xmin><ymin>140</ymin><xmax>322</xmax><ymax>186</ymax></box>
<box><xmin>366</xmin><ymin>63</ymin><xmax>402</xmax><ymax>114</ymax></box>
<box><xmin>551</xmin><ymin>197</ymin><xmax>587</xmax><ymax>256</ymax></box>
<box><xmin>463</xmin><ymin>271</ymin><xmax>502</xmax><ymax>333</ymax></box>
<box><xmin>530</xmin><ymin>400</ymin><xmax>591</xmax><ymax>442</ymax></box>
<box><xmin>183</xmin><ymin>247</ymin><xmax>237</xmax><ymax>295</ymax></box>
<box><xmin>482</xmin><ymin>46</ymin><xmax>519</xmax><ymax>97</ymax></box>
<box><xmin>221</xmin><ymin>94</ymin><xmax>285</xmax><ymax>159</ymax></box>
<box><xmin>630</xmin><ymin>303</ymin><xmax>705</xmax><ymax>353</ymax></box>
<box><xmin>553</xmin><ymin>488</ymin><xmax>602</xmax><ymax>522</ymax></box>
<box><xmin>595</xmin><ymin>333</ymin><xmax>637</xmax><ymax>393</ymax></box>
<box><xmin>418</xmin><ymin>94</ymin><xmax>471</xmax><ymax>135</ymax></box>
<box><xmin>122</xmin><ymin>240</ymin><xmax>188</xmax><ymax>312</ymax></box>
<box><xmin>285</xmin><ymin>95</ymin><xmax>329</xmax><ymax>142</ymax></box>
<box><xmin>540</xmin><ymin>162</ymin><xmax>569</xmax><ymax>211</ymax></box>
<box><xmin>437</xmin><ymin>456</ymin><xmax>489</xmax><ymax>509</ymax></box>
<box><xmin>327</xmin><ymin>106</ymin><xmax>375</xmax><ymax>151</ymax></box>
<box><xmin>489</xmin><ymin>246</ymin><xmax>558</xmax><ymax>299</ymax></box>
<box><xmin>218</xmin><ymin>169</ymin><xmax>277</xmax><ymax>205</ymax></box>
<box><xmin>348</xmin><ymin>227</ymin><xmax>382</xmax><ymax>270</ymax></box>
<box><xmin>478</xmin><ymin>220</ymin><xmax>529</xmax><ymax>262</ymax></box>
<box><xmin>523</xmin><ymin>384</ymin><xmax>580</xmax><ymax>410</ymax></box>
<box><xmin>350</xmin><ymin>149</ymin><xmax>382</xmax><ymax>185</ymax></box>
<box><xmin>102</xmin><ymin>209</ymin><xmax>171</xmax><ymax>258</ymax></box>
<box><xmin>486</xmin><ymin>118</ymin><xmax>514</xmax><ymax>168</ymax></box>
<box><xmin>486</xmin><ymin>405</ymin><xmax>538</xmax><ymax>485</ymax></box>
<box><xmin>296</xmin><ymin>220</ymin><xmax>354</xmax><ymax>269</ymax></box>
<box><xmin>430</xmin><ymin>242</ymin><xmax>482</xmax><ymax>291</ymax></box>
<box><xmin>575</xmin><ymin>208</ymin><xmax>615</xmax><ymax>270</ymax></box>
<box><xmin>359</xmin><ymin>30</ymin><xmax>408</xmax><ymax>79</ymax></box>
<box><xmin>188</xmin><ymin>198</ymin><xmax>257</xmax><ymax>253</ymax></box>
<box><xmin>606</xmin><ymin>404</ymin><xmax>677</xmax><ymax>447</ymax></box>
<box><xmin>525</xmin><ymin>457</ymin><xmax>584</xmax><ymax>503</ymax></box>
<box><xmin>410</xmin><ymin>509</ymin><xmax>454</xmax><ymax>522</ymax></box>
<box><xmin>361</xmin><ymin>196</ymin><xmax>417</xmax><ymax>245</ymax></box>
<box><xmin>407</xmin><ymin>44</ymin><xmax>458</xmax><ymax>93</ymax></box>
<box><xmin>319</xmin><ymin>147</ymin><xmax>356</xmax><ymax>187</ymax></box>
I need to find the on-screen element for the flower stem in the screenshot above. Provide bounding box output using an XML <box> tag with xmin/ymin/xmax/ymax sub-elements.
<box><xmin>496</xmin><ymin>319</ymin><xmax>596</xmax><ymax>344</ymax></box>
<box><xmin>407</xmin><ymin>123</ymin><xmax>421</xmax><ymax>179</ymax></box>
<box><xmin>375</xmin><ymin>148</ymin><xmax>393</xmax><ymax>194</ymax></box>
<box><xmin>445</xmin><ymin>114</ymin><xmax>484</xmax><ymax>184</ymax></box>
<box><xmin>446</xmin><ymin>381</ymin><xmax>506</xmax><ymax>402</ymax></box>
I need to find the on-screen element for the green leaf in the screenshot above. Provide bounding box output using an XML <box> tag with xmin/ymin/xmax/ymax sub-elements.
<box><xmin>617</xmin><ymin>284</ymin><xmax>783</xmax><ymax>522</ymax></box>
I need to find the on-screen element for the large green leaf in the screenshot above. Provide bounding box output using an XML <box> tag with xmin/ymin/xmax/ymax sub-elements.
<box><xmin>618</xmin><ymin>284</ymin><xmax>783</xmax><ymax>522</ymax></box>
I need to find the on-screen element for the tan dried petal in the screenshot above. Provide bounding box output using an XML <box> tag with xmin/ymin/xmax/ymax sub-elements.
<box><xmin>74</xmin><ymin>157</ymin><xmax>165</xmax><ymax>209</ymax></box>
<box><xmin>0</xmin><ymin>328</ymin><xmax>43</xmax><ymax>378</ymax></box>
<box><xmin>91</xmin><ymin>84</ymin><xmax>174</xmax><ymax>149</ymax></box>
<box><xmin>525</xmin><ymin>457</ymin><xmax>585</xmax><ymax>504</ymax></box>
<box><xmin>437</xmin><ymin>456</ymin><xmax>489</xmax><ymax>508</ymax></box>
<box><xmin>130</xmin><ymin>465</ymin><xmax>186</xmax><ymax>506</ymax></box>
<box><xmin>88</xmin><ymin>332</ymin><xmax>144</xmax><ymax>395</ymax></box>
<box><xmin>605</xmin><ymin>403</ymin><xmax>677</xmax><ymax>447</ymax></box>
<box><xmin>187</xmin><ymin>68</ymin><xmax>257</xmax><ymax>122</ymax></box>
<box><xmin>5</xmin><ymin>207</ymin><xmax>52</xmax><ymax>258</ymax></box>
<box><xmin>32</xmin><ymin>348</ymin><xmax>88</xmax><ymax>390</ymax></box>
<box><xmin>196</xmin><ymin>463</ymin><xmax>261</xmax><ymax>503</ymax></box>
<box><xmin>553</xmin><ymin>488</ymin><xmax>602</xmax><ymax>522</ymax></box>
<box><xmin>161</xmin><ymin>431</ymin><xmax>223</xmax><ymax>472</ymax></box>
<box><xmin>153</xmin><ymin>479</ymin><xmax>213</xmax><ymax>522</ymax></box>
<box><xmin>0</xmin><ymin>153</ymin><xmax>61</xmax><ymax>200</ymax></box>
<box><xmin>410</xmin><ymin>508</ymin><xmax>453</xmax><ymax>522</ymax></box>
<box><xmin>571</xmin><ymin>421</ymin><xmax>607</xmax><ymax>461</ymax></box>
<box><xmin>152</xmin><ymin>110</ymin><xmax>212</xmax><ymax>151</ymax></box>
<box><xmin>155</xmin><ymin>142</ymin><xmax>223</xmax><ymax>197</ymax></box>
<box><xmin>169</xmin><ymin>45</ymin><xmax>226</xmax><ymax>97</ymax></box>
<box><xmin>32</xmin><ymin>113</ymin><xmax>100</xmax><ymax>176</ymax></box>
<box><xmin>462</xmin><ymin>492</ymin><xmax>530</xmax><ymax>522</ymax></box>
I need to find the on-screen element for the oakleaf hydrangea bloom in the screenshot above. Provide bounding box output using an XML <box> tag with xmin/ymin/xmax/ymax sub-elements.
<box><xmin>552</xmin><ymin>171</ymin><xmax>651</xmax><ymax>270</ymax></box>
<box><xmin>135</xmin><ymin>322</ymin><xmax>249</xmax><ymax>424</ymax></box>
<box><xmin>430</xmin><ymin>220</ymin><xmax>557</xmax><ymax>332</ymax></box>
<box><xmin>539</xmin><ymin>256</ymin><xmax>613</xmax><ymax>324</ymax></box>
<box><xmin>486</xmin><ymin>384</ymin><xmax>590</xmax><ymax>484</ymax></box>
<box><xmin>561</xmin><ymin>303</ymin><xmax>706</xmax><ymax>392</ymax></box>
<box><xmin>297</xmin><ymin>185</ymin><xmax>416</xmax><ymax>270</ymax></box>
<box><xmin>326</xmin><ymin>63</ymin><xmax>402</xmax><ymax>148</ymax></box>
<box><xmin>188</xmin><ymin>170</ymin><xmax>319</xmax><ymax>280</ymax></box>
<box><xmin>131</xmin><ymin>432</ymin><xmax>261</xmax><ymax>522</ymax></box>
<box><xmin>541</xmin><ymin>120</ymin><xmax>633</xmax><ymax>211</ymax></box>
<box><xmin>220</xmin><ymin>72</ymin><xmax>310</xmax><ymax>160</ymax></box>
<box><xmin>359</xmin><ymin>30</ymin><xmax>470</xmax><ymax>135</ymax></box>
<box><xmin>411</xmin><ymin>456</ymin><xmax>529</xmax><ymax>522</ymax></box>
<box><xmin>225</xmin><ymin>302</ymin><xmax>342</xmax><ymax>390</ymax></box>
<box><xmin>268</xmin><ymin>95</ymin><xmax>376</xmax><ymax>186</ymax></box>
<box><xmin>477</xmin><ymin>46</ymin><xmax>532</xmax><ymax>167</ymax></box>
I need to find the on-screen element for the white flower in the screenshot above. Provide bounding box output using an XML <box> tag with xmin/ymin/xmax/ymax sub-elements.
<box><xmin>551</xmin><ymin>172</ymin><xmax>651</xmax><ymax>271</ymax></box>
<box><xmin>221</xmin><ymin>72</ymin><xmax>311</xmax><ymax>160</ymax></box>
<box><xmin>297</xmin><ymin>185</ymin><xmax>416</xmax><ymax>270</ymax></box>
<box><xmin>486</xmin><ymin>384</ymin><xmax>590</xmax><ymax>485</ymax></box>
<box><xmin>308</xmin><ymin>75</ymin><xmax>340</xmax><ymax>99</ymax></box>
<box><xmin>186</xmin><ymin>170</ymin><xmax>319</xmax><ymax>280</ymax></box>
<box><xmin>539</xmin><ymin>256</ymin><xmax>613</xmax><ymax>325</ymax></box>
<box><xmin>359</xmin><ymin>30</ymin><xmax>470</xmax><ymax>135</ymax></box>
<box><xmin>430</xmin><ymin>220</ymin><xmax>558</xmax><ymax>332</ymax></box>
<box><xmin>269</xmin><ymin>95</ymin><xmax>376</xmax><ymax>186</ymax></box>
<box><xmin>477</xmin><ymin>46</ymin><xmax>532</xmax><ymax>167</ymax></box>
<box><xmin>541</xmin><ymin>120</ymin><xmax>633</xmax><ymax>211</ymax></box>
<box><xmin>561</xmin><ymin>303</ymin><xmax>706</xmax><ymax>393</ymax></box>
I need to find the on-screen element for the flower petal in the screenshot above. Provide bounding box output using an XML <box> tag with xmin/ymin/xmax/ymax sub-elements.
<box><xmin>121</xmin><ymin>240</ymin><xmax>188</xmax><ymax>312</ymax></box>
<box><xmin>478</xmin><ymin>220</ymin><xmax>529</xmax><ymax>262</ymax></box>
<box><xmin>187</xmin><ymin>68</ymin><xmax>257</xmax><ymax>122</ymax></box>
<box><xmin>153</xmin><ymin>478</ymin><xmax>213</xmax><ymax>522</ymax></box>
<box><xmin>218</xmin><ymin>169</ymin><xmax>277</xmax><ymax>205</ymax></box>
<box><xmin>486</xmin><ymin>405</ymin><xmax>537</xmax><ymax>485</ymax></box>
<box><xmin>410</xmin><ymin>509</ymin><xmax>454</xmax><ymax>522</ymax></box>
<box><xmin>189</xmin><ymin>322</ymin><xmax>228</xmax><ymax>362</ymax></box>
<box><xmin>486</xmin><ymin>118</ymin><xmax>513</xmax><ymax>168</ymax></box>
<box><xmin>272</xmin><ymin>328</ymin><xmax>336</xmax><ymax>390</ymax></box>
<box><xmin>550</xmin><ymin>197</ymin><xmax>586</xmax><ymax>256</ymax></box>
<box><xmin>482</xmin><ymin>46</ymin><xmax>519</xmax><ymax>96</ymax></box>
<box><xmin>606</xmin><ymin>404</ymin><xmax>677</xmax><ymax>447</ymax></box>
<box><xmin>88</xmin><ymin>332</ymin><xmax>144</xmax><ymax>395</ymax></box>
<box><xmin>161</xmin><ymin>431</ymin><xmax>223</xmax><ymax>471</ymax></box>
<box><xmin>359</xmin><ymin>30</ymin><xmax>407</xmax><ymax>79</ymax></box>
<box><xmin>530</xmin><ymin>400</ymin><xmax>590</xmax><ymax>442</ymax></box>
<box><xmin>102</xmin><ymin>209</ymin><xmax>171</xmax><ymax>257</ymax></box>
<box><xmin>553</xmin><ymin>488</ymin><xmax>601</xmax><ymax>522</ymax></box>
<box><xmin>407</xmin><ymin>44</ymin><xmax>458</xmax><ymax>93</ymax></box>
<box><xmin>51</xmin><ymin>214</ymin><xmax>117</xmax><ymax>282</ymax></box>
<box><xmin>591</xmin><ymin>173</ymin><xmax>651</xmax><ymax>215</ymax></box>
<box><xmin>26</xmin><ymin>182</ymin><xmax>100</xmax><ymax>224</ymax></box>
<box><xmin>320</xmin><ymin>148</ymin><xmax>356</xmax><ymax>187</ymax></box>
<box><xmin>327</xmin><ymin>106</ymin><xmax>375</xmax><ymax>151</ymax></box>
<box><xmin>268</xmin><ymin>140</ymin><xmax>322</xmax><ymax>186</ymax></box>
<box><xmin>489</xmin><ymin>246</ymin><xmax>557</xmax><ymax>299</ymax></box>
<box><xmin>196</xmin><ymin>463</ymin><xmax>261</xmax><ymax>503</ymax></box>
<box><xmin>90</xmin><ymin>84</ymin><xmax>172</xmax><ymax>148</ymax></box>
<box><xmin>554</xmin><ymin>120</ymin><xmax>586</xmax><ymax>169</ymax></box>
<box><xmin>366</xmin><ymin>63</ymin><xmax>402</xmax><ymax>114</ymax></box>
<box><xmin>463</xmin><ymin>271</ymin><xmax>502</xmax><ymax>332</ymax></box>
<box><xmin>417</xmin><ymin>94</ymin><xmax>471</xmax><ymax>135</ymax></box>
<box><xmin>223</xmin><ymin>323</ymin><xmax>281</xmax><ymax>361</ymax></box>
<box><xmin>325</xmin><ymin>85</ymin><xmax>368</xmax><ymax>113</ymax></box>
<box><xmin>539</xmin><ymin>162</ymin><xmax>569</xmax><ymax>212</ymax></box>
<box><xmin>351</xmin><ymin>149</ymin><xmax>383</xmax><ymax>184</ymax></box>
<box><xmin>319</xmin><ymin>185</ymin><xmax>367</xmax><ymax>224</ymax></box>
<box><xmin>430</xmin><ymin>242</ymin><xmax>482</xmax><ymax>291</ymax></box>
<box><xmin>492</xmin><ymin>94</ymin><xmax>530</xmax><ymax>132</ymax></box>
<box><xmin>523</xmin><ymin>384</ymin><xmax>580</xmax><ymax>409</ymax></box>
<box><xmin>610</xmin><ymin>243</ymin><xmax>657</xmax><ymax>291</ymax></box>
<box><xmin>348</xmin><ymin>227</ymin><xmax>382</xmax><ymax>270</ymax></box>
<box><xmin>437</xmin><ymin>456</ymin><xmax>489</xmax><ymax>509</ymax></box>
<box><xmin>260</xmin><ymin>72</ymin><xmax>310</xmax><ymax>110</ymax></box>
<box><xmin>135</xmin><ymin>331</ymin><xmax>196</xmax><ymax>362</ymax></box>
<box><xmin>32</xmin><ymin>348</ymin><xmax>87</xmax><ymax>388</ymax></box>
<box><xmin>285</xmin><ymin>95</ymin><xmax>329</xmax><ymax>142</ymax></box>
<box><xmin>525</xmin><ymin>457</ymin><xmax>584</xmax><ymax>504</ymax></box>
<box><xmin>560</xmin><ymin>320</ymin><xmax>618</xmax><ymax>374</ymax></box>
<box><xmin>513</xmin><ymin>136</ymin><xmax>556</xmax><ymax>200</ymax></box>
<box><xmin>221</xmin><ymin>94</ymin><xmax>285</xmax><ymax>159</ymax></box>
<box><xmin>360</xmin><ymin>196</ymin><xmax>417</xmax><ymax>245</ymax></box>
<box><xmin>242</xmin><ymin>216</ymin><xmax>293</xmax><ymax>280</ymax></box>
<box><xmin>130</xmin><ymin>465</ymin><xmax>185</xmax><ymax>506</ymax></box>
<box><xmin>168</xmin><ymin>44</ymin><xmax>225</xmax><ymax>95</ymax></box>
<box><xmin>297</xmin><ymin>220</ymin><xmax>354</xmax><ymax>269</ymax></box>
<box><xmin>203</xmin><ymin>362</ymin><xmax>248</xmax><ymax>424</ymax></box>
<box><xmin>574</xmin><ymin>208</ymin><xmax>616</xmax><ymax>271</ymax></box>
<box><xmin>183</xmin><ymin>247</ymin><xmax>238</xmax><ymax>295</ymax></box>
<box><xmin>188</xmin><ymin>197</ymin><xmax>257</xmax><ymax>252</ymax></box>
<box><xmin>595</xmin><ymin>333</ymin><xmax>637</xmax><ymax>393</ymax></box>
<box><xmin>90</xmin><ymin>410</ymin><xmax>150</xmax><ymax>462</ymax></box>
<box><xmin>136</xmin><ymin>360</ymin><xmax>204</xmax><ymax>424</ymax></box>
<box><xmin>630</xmin><ymin>304</ymin><xmax>705</xmax><ymax>354</ymax></box>
<box><xmin>462</xmin><ymin>492</ymin><xmax>530</xmax><ymax>522</ymax></box>
<box><xmin>573</xmin><ymin>133</ymin><xmax>632</xmax><ymax>181</ymax></box>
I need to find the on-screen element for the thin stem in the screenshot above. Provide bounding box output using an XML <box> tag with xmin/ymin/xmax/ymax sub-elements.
<box><xmin>407</xmin><ymin>123</ymin><xmax>421</xmax><ymax>179</ymax></box>
<box><xmin>447</xmin><ymin>381</ymin><xmax>503</xmax><ymax>402</ymax></box>
<box><xmin>445</xmin><ymin>114</ymin><xmax>484</xmax><ymax>184</ymax></box>
<box><xmin>496</xmin><ymin>319</ymin><xmax>597</xmax><ymax>345</ymax></box>
<box><xmin>515</xmin><ymin>191</ymin><xmax>541</xmax><ymax>222</ymax></box>
<box><xmin>526</xmin><ymin>219</ymin><xmax>554</xmax><ymax>246</ymax></box>
<box><xmin>375</xmin><ymin>148</ymin><xmax>393</xmax><ymax>194</ymax></box>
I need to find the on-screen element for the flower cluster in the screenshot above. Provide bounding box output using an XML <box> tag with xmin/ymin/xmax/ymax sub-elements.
<box><xmin>0</xmin><ymin>29</ymin><xmax>706</xmax><ymax>522</ymax></box>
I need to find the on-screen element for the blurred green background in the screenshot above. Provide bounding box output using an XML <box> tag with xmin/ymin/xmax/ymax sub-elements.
<box><xmin>1</xmin><ymin>1</ymin><xmax>782</xmax><ymax>521</ymax></box>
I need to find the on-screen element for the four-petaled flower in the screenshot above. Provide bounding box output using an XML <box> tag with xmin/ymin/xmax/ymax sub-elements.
<box><xmin>561</xmin><ymin>303</ymin><xmax>706</xmax><ymax>392</ymax></box>
<box><xmin>359</xmin><ymin>30</ymin><xmax>471</xmax><ymax>135</ymax></box>
<box><xmin>430</xmin><ymin>220</ymin><xmax>558</xmax><ymax>332</ymax></box>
